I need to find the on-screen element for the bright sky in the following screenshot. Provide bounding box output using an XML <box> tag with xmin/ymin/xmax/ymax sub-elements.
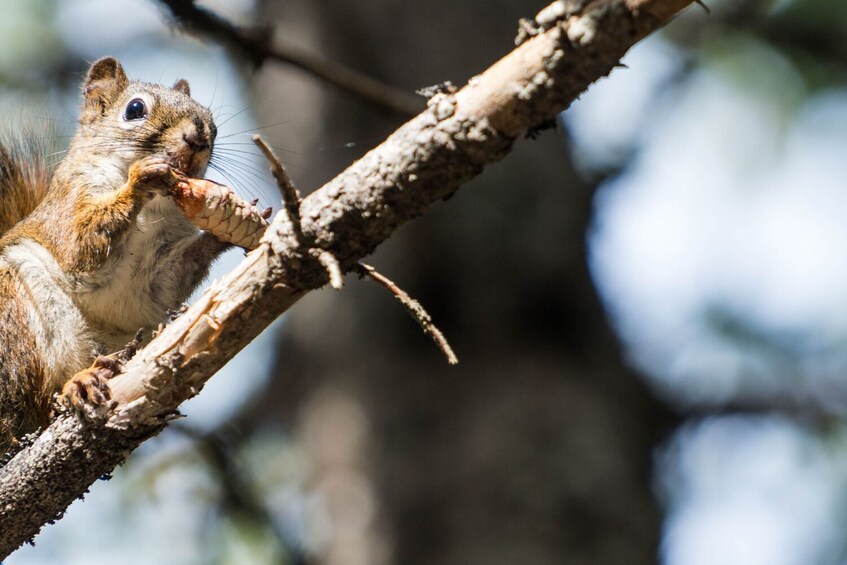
<box><xmin>569</xmin><ymin>31</ymin><xmax>847</xmax><ymax>565</ymax></box>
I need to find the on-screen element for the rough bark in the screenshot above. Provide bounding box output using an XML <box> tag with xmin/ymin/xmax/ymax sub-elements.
<box><xmin>0</xmin><ymin>0</ymin><xmax>694</xmax><ymax>558</ymax></box>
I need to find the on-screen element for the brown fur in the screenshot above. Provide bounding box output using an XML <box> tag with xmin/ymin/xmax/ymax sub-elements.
<box><xmin>0</xmin><ymin>58</ymin><xmax>225</xmax><ymax>453</ymax></box>
<box><xmin>0</xmin><ymin>131</ymin><xmax>52</xmax><ymax>235</ymax></box>
<box><xmin>5</xmin><ymin>158</ymin><xmax>157</xmax><ymax>274</ymax></box>
<box><xmin>0</xmin><ymin>271</ymin><xmax>50</xmax><ymax>448</ymax></box>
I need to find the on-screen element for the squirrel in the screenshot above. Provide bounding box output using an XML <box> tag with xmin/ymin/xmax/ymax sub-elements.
<box><xmin>0</xmin><ymin>57</ymin><xmax>232</xmax><ymax>452</ymax></box>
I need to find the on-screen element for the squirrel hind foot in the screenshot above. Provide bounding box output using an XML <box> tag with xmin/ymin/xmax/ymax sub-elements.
<box><xmin>58</xmin><ymin>356</ymin><xmax>120</xmax><ymax>421</ymax></box>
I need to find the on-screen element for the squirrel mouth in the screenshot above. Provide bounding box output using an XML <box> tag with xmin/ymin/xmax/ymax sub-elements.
<box><xmin>169</xmin><ymin>151</ymin><xmax>209</xmax><ymax>178</ymax></box>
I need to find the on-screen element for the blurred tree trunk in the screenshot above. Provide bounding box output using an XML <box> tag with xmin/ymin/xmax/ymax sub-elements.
<box><xmin>253</xmin><ymin>1</ymin><xmax>679</xmax><ymax>563</ymax></box>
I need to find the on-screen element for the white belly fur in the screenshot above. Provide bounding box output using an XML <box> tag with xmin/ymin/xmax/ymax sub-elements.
<box><xmin>74</xmin><ymin>195</ymin><xmax>202</xmax><ymax>351</ymax></box>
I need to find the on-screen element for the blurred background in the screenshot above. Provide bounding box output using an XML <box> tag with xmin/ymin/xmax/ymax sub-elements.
<box><xmin>2</xmin><ymin>0</ymin><xmax>846</xmax><ymax>563</ymax></box>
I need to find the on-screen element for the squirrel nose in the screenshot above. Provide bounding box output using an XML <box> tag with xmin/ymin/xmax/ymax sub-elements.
<box><xmin>182</xmin><ymin>132</ymin><xmax>209</xmax><ymax>152</ymax></box>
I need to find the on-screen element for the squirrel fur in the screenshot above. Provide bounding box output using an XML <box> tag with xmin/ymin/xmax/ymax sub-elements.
<box><xmin>0</xmin><ymin>57</ymin><xmax>229</xmax><ymax>451</ymax></box>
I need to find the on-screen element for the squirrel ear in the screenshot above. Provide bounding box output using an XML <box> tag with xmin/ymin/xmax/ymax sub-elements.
<box><xmin>173</xmin><ymin>79</ymin><xmax>191</xmax><ymax>97</ymax></box>
<box><xmin>81</xmin><ymin>57</ymin><xmax>129</xmax><ymax>122</ymax></box>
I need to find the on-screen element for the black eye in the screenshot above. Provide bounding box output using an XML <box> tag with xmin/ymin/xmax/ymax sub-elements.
<box><xmin>124</xmin><ymin>98</ymin><xmax>147</xmax><ymax>121</ymax></box>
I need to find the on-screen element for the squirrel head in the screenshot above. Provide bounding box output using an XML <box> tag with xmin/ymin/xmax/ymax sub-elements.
<box><xmin>76</xmin><ymin>57</ymin><xmax>216</xmax><ymax>178</ymax></box>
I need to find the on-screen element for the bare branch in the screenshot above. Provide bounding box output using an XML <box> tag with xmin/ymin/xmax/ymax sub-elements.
<box><xmin>154</xmin><ymin>0</ymin><xmax>422</xmax><ymax>116</ymax></box>
<box><xmin>172</xmin><ymin>425</ymin><xmax>302</xmax><ymax>559</ymax></box>
<box><xmin>356</xmin><ymin>263</ymin><xmax>458</xmax><ymax>365</ymax></box>
<box><xmin>252</xmin><ymin>134</ymin><xmax>304</xmax><ymax>245</ymax></box>
<box><xmin>0</xmin><ymin>0</ymin><xmax>695</xmax><ymax>558</ymax></box>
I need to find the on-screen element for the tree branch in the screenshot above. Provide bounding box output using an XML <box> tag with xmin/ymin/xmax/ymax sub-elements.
<box><xmin>0</xmin><ymin>0</ymin><xmax>695</xmax><ymax>558</ymax></box>
<box><xmin>355</xmin><ymin>262</ymin><xmax>459</xmax><ymax>365</ymax></box>
<box><xmin>155</xmin><ymin>0</ymin><xmax>423</xmax><ymax>116</ymax></box>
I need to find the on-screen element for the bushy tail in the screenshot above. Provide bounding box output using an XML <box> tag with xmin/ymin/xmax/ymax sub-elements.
<box><xmin>0</xmin><ymin>126</ymin><xmax>53</xmax><ymax>235</ymax></box>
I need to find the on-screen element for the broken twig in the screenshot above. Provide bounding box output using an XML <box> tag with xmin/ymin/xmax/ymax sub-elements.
<box><xmin>252</xmin><ymin>135</ymin><xmax>303</xmax><ymax>244</ymax></box>
<box><xmin>254</xmin><ymin>134</ymin><xmax>345</xmax><ymax>290</ymax></box>
<box><xmin>355</xmin><ymin>263</ymin><xmax>458</xmax><ymax>365</ymax></box>
<box><xmin>316</xmin><ymin>251</ymin><xmax>344</xmax><ymax>290</ymax></box>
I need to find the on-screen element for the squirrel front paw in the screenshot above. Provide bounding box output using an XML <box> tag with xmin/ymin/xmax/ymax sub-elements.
<box><xmin>128</xmin><ymin>156</ymin><xmax>184</xmax><ymax>197</ymax></box>
<box><xmin>58</xmin><ymin>356</ymin><xmax>120</xmax><ymax>420</ymax></box>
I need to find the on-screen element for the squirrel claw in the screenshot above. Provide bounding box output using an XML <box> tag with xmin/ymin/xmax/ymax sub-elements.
<box><xmin>130</xmin><ymin>158</ymin><xmax>183</xmax><ymax>196</ymax></box>
<box><xmin>59</xmin><ymin>356</ymin><xmax>119</xmax><ymax>420</ymax></box>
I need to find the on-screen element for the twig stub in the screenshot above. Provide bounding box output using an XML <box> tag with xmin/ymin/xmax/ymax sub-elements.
<box><xmin>355</xmin><ymin>263</ymin><xmax>458</xmax><ymax>365</ymax></box>
<box><xmin>252</xmin><ymin>135</ymin><xmax>304</xmax><ymax>245</ymax></box>
<box><xmin>316</xmin><ymin>251</ymin><xmax>344</xmax><ymax>290</ymax></box>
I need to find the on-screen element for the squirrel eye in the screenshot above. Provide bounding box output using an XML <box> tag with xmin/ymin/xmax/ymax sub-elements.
<box><xmin>124</xmin><ymin>98</ymin><xmax>147</xmax><ymax>121</ymax></box>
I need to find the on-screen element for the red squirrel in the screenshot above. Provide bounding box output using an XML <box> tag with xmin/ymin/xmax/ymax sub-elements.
<box><xmin>0</xmin><ymin>57</ymin><xmax>232</xmax><ymax>451</ymax></box>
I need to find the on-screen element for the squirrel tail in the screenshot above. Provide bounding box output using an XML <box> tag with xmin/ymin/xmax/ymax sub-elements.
<box><xmin>0</xmin><ymin>127</ymin><xmax>53</xmax><ymax>235</ymax></box>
